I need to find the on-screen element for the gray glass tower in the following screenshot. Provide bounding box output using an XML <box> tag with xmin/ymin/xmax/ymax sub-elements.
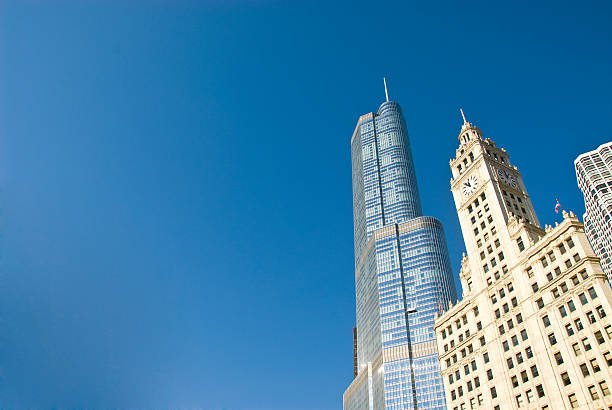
<box><xmin>343</xmin><ymin>96</ymin><xmax>457</xmax><ymax>410</ymax></box>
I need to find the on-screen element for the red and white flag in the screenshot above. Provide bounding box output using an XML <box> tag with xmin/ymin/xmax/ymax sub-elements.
<box><xmin>555</xmin><ymin>199</ymin><xmax>562</xmax><ymax>214</ymax></box>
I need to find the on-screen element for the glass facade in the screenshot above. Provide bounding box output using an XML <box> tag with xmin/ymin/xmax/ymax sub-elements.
<box><xmin>344</xmin><ymin>101</ymin><xmax>457</xmax><ymax>410</ymax></box>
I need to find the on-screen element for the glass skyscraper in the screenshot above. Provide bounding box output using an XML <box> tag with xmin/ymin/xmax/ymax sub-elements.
<box><xmin>343</xmin><ymin>98</ymin><xmax>457</xmax><ymax>410</ymax></box>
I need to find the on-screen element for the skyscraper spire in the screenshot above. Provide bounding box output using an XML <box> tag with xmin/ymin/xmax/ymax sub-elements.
<box><xmin>383</xmin><ymin>77</ymin><xmax>389</xmax><ymax>102</ymax></box>
<box><xmin>460</xmin><ymin>108</ymin><xmax>467</xmax><ymax>124</ymax></box>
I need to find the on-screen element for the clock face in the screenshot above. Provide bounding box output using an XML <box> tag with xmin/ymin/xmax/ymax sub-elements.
<box><xmin>462</xmin><ymin>175</ymin><xmax>479</xmax><ymax>197</ymax></box>
<box><xmin>498</xmin><ymin>168</ymin><xmax>517</xmax><ymax>188</ymax></box>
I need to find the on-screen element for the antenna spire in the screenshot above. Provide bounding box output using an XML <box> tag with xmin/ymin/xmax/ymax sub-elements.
<box><xmin>383</xmin><ymin>77</ymin><xmax>389</xmax><ymax>102</ymax></box>
<box><xmin>460</xmin><ymin>108</ymin><xmax>467</xmax><ymax>124</ymax></box>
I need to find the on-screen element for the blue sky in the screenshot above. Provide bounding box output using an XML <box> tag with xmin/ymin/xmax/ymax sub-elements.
<box><xmin>0</xmin><ymin>0</ymin><xmax>611</xmax><ymax>408</ymax></box>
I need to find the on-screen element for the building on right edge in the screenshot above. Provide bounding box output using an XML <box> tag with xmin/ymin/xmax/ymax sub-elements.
<box><xmin>575</xmin><ymin>142</ymin><xmax>612</xmax><ymax>283</ymax></box>
<box><xmin>434</xmin><ymin>113</ymin><xmax>612</xmax><ymax>409</ymax></box>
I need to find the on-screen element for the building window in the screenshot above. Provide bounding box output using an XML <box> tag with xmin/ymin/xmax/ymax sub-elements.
<box><xmin>487</xmin><ymin>369</ymin><xmax>493</xmax><ymax>380</ymax></box>
<box><xmin>588</xmin><ymin>287</ymin><xmax>598</xmax><ymax>300</ymax></box>
<box><xmin>565</xmin><ymin>323</ymin><xmax>575</xmax><ymax>336</ymax></box>
<box><xmin>580</xmin><ymin>363</ymin><xmax>590</xmax><ymax>377</ymax></box>
<box><xmin>561</xmin><ymin>371</ymin><xmax>571</xmax><ymax>386</ymax></box>
<box><xmin>515</xmin><ymin>394</ymin><xmax>524</xmax><ymax>408</ymax></box>
<box><xmin>582</xmin><ymin>337</ymin><xmax>592</xmax><ymax>351</ymax></box>
<box><xmin>525</xmin><ymin>346</ymin><xmax>533</xmax><ymax>359</ymax></box>
<box><xmin>590</xmin><ymin>358</ymin><xmax>601</xmax><ymax>373</ymax></box>
<box><xmin>587</xmin><ymin>311</ymin><xmax>596</xmax><ymax>324</ymax></box>
<box><xmin>559</xmin><ymin>305</ymin><xmax>567</xmax><ymax>317</ymax></box>
<box><xmin>588</xmin><ymin>385</ymin><xmax>600</xmax><ymax>400</ymax></box>
<box><xmin>599</xmin><ymin>380</ymin><xmax>610</xmax><ymax>396</ymax></box>
<box><xmin>595</xmin><ymin>330</ymin><xmax>605</xmax><ymax>344</ymax></box>
<box><xmin>604</xmin><ymin>351</ymin><xmax>612</xmax><ymax>366</ymax></box>
<box><xmin>507</xmin><ymin>357</ymin><xmax>514</xmax><ymax>369</ymax></box>
<box><xmin>490</xmin><ymin>387</ymin><xmax>497</xmax><ymax>399</ymax></box>
<box><xmin>535</xmin><ymin>384</ymin><xmax>545</xmax><ymax>398</ymax></box>
<box><xmin>596</xmin><ymin>305</ymin><xmax>607</xmax><ymax>318</ymax></box>
<box><xmin>572</xmin><ymin>343</ymin><xmax>581</xmax><ymax>356</ymax></box>
<box><xmin>579</xmin><ymin>293</ymin><xmax>588</xmax><ymax>305</ymax></box>
<box><xmin>531</xmin><ymin>365</ymin><xmax>539</xmax><ymax>378</ymax></box>
<box><xmin>536</xmin><ymin>298</ymin><xmax>544</xmax><ymax>310</ymax></box>
<box><xmin>542</xmin><ymin>315</ymin><xmax>551</xmax><ymax>327</ymax></box>
<box><xmin>568</xmin><ymin>299</ymin><xmax>576</xmax><ymax>312</ymax></box>
<box><xmin>554</xmin><ymin>352</ymin><xmax>564</xmax><ymax>365</ymax></box>
<box><xmin>568</xmin><ymin>393</ymin><xmax>578</xmax><ymax>408</ymax></box>
<box><xmin>520</xmin><ymin>370</ymin><xmax>528</xmax><ymax>383</ymax></box>
<box><xmin>548</xmin><ymin>333</ymin><xmax>557</xmax><ymax>345</ymax></box>
<box><xmin>574</xmin><ymin>318</ymin><xmax>584</xmax><ymax>331</ymax></box>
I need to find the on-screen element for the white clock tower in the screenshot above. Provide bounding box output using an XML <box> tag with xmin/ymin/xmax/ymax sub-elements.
<box><xmin>449</xmin><ymin>111</ymin><xmax>543</xmax><ymax>296</ymax></box>
<box><xmin>435</xmin><ymin>112</ymin><xmax>612</xmax><ymax>410</ymax></box>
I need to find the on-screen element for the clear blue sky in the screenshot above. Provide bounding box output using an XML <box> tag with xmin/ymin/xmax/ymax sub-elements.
<box><xmin>1</xmin><ymin>0</ymin><xmax>611</xmax><ymax>408</ymax></box>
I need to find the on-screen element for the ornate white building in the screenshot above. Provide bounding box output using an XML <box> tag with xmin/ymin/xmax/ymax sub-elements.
<box><xmin>575</xmin><ymin>142</ymin><xmax>612</xmax><ymax>283</ymax></box>
<box><xmin>434</xmin><ymin>114</ymin><xmax>612</xmax><ymax>409</ymax></box>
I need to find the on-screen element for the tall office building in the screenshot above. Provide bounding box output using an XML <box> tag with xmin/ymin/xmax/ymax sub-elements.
<box><xmin>435</xmin><ymin>115</ymin><xmax>612</xmax><ymax>409</ymax></box>
<box><xmin>575</xmin><ymin>142</ymin><xmax>612</xmax><ymax>282</ymax></box>
<box><xmin>343</xmin><ymin>89</ymin><xmax>457</xmax><ymax>410</ymax></box>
